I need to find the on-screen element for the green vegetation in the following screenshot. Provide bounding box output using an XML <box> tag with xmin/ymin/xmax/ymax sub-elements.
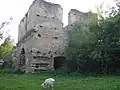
<box><xmin>0</xmin><ymin>74</ymin><xmax>120</xmax><ymax>90</ymax></box>
<box><xmin>1</xmin><ymin>1</ymin><xmax>120</xmax><ymax>90</ymax></box>
<box><xmin>0</xmin><ymin>37</ymin><xmax>15</xmax><ymax>60</ymax></box>
<box><xmin>0</xmin><ymin>17</ymin><xmax>15</xmax><ymax>69</ymax></box>
<box><xmin>65</xmin><ymin>1</ymin><xmax>120</xmax><ymax>74</ymax></box>
<box><xmin>0</xmin><ymin>37</ymin><xmax>15</xmax><ymax>69</ymax></box>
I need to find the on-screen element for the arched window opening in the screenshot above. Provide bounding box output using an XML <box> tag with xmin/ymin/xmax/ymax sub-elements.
<box><xmin>21</xmin><ymin>48</ymin><xmax>25</xmax><ymax>54</ymax></box>
<box><xmin>37</xmin><ymin>51</ymin><xmax>41</xmax><ymax>54</ymax></box>
<box><xmin>20</xmin><ymin>48</ymin><xmax>26</xmax><ymax>65</ymax></box>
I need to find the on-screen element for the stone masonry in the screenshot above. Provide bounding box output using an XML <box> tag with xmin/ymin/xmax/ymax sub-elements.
<box><xmin>13</xmin><ymin>0</ymin><xmax>97</xmax><ymax>73</ymax></box>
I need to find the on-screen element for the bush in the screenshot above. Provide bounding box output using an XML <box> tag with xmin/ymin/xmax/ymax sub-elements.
<box><xmin>54</xmin><ymin>67</ymin><xmax>69</xmax><ymax>76</ymax></box>
<box><xmin>0</xmin><ymin>68</ymin><xmax>24</xmax><ymax>74</ymax></box>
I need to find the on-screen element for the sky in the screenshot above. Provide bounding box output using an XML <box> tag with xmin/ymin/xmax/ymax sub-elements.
<box><xmin>0</xmin><ymin>0</ymin><xmax>115</xmax><ymax>44</ymax></box>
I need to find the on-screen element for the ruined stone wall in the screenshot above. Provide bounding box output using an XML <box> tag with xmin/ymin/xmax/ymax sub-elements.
<box><xmin>18</xmin><ymin>17</ymin><xmax>27</xmax><ymax>42</ymax></box>
<box><xmin>27</xmin><ymin>0</ymin><xmax>63</xmax><ymax>32</ymax></box>
<box><xmin>15</xmin><ymin>0</ymin><xmax>98</xmax><ymax>73</ymax></box>
<box><xmin>18</xmin><ymin>0</ymin><xmax>64</xmax><ymax>54</ymax></box>
<box><xmin>16</xmin><ymin>0</ymin><xmax>65</xmax><ymax>72</ymax></box>
<box><xmin>25</xmin><ymin>0</ymin><xmax>64</xmax><ymax>56</ymax></box>
<box><xmin>68</xmin><ymin>9</ymin><xmax>97</xmax><ymax>25</ymax></box>
<box><xmin>62</xmin><ymin>9</ymin><xmax>98</xmax><ymax>59</ymax></box>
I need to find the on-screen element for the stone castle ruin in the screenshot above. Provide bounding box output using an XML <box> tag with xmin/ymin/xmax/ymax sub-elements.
<box><xmin>13</xmin><ymin>0</ymin><xmax>97</xmax><ymax>73</ymax></box>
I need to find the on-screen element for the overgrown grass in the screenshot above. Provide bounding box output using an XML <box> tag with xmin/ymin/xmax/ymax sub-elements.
<box><xmin>0</xmin><ymin>73</ymin><xmax>120</xmax><ymax>90</ymax></box>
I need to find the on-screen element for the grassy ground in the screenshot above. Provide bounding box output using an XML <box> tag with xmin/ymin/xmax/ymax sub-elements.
<box><xmin>0</xmin><ymin>73</ymin><xmax>120</xmax><ymax>90</ymax></box>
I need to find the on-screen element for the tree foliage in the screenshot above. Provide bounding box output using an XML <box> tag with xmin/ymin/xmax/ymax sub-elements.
<box><xmin>65</xmin><ymin>1</ymin><xmax>120</xmax><ymax>74</ymax></box>
<box><xmin>0</xmin><ymin>17</ymin><xmax>15</xmax><ymax>69</ymax></box>
<box><xmin>0</xmin><ymin>36</ymin><xmax>14</xmax><ymax>61</ymax></box>
<box><xmin>0</xmin><ymin>17</ymin><xmax>13</xmax><ymax>40</ymax></box>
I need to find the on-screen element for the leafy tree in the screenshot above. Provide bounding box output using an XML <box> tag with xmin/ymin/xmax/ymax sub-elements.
<box><xmin>66</xmin><ymin>21</ymin><xmax>97</xmax><ymax>72</ymax></box>
<box><xmin>65</xmin><ymin>1</ymin><xmax>120</xmax><ymax>74</ymax></box>
<box><xmin>0</xmin><ymin>36</ymin><xmax>14</xmax><ymax>61</ymax></box>
<box><xmin>0</xmin><ymin>36</ymin><xmax>15</xmax><ymax>68</ymax></box>
<box><xmin>0</xmin><ymin>17</ymin><xmax>13</xmax><ymax>40</ymax></box>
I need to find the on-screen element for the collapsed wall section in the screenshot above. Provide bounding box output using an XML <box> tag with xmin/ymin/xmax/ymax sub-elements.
<box><xmin>68</xmin><ymin>9</ymin><xmax>97</xmax><ymax>25</ymax></box>
<box><xmin>64</xmin><ymin>9</ymin><xmax>98</xmax><ymax>55</ymax></box>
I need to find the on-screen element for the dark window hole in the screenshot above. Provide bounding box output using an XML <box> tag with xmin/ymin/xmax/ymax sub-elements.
<box><xmin>54</xmin><ymin>56</ymin><xmax>66</xmax><ymax>70</ymax></box>
<box><xmin>39</xmin><ymin>25</ymin><xmax>43</xmax><ymax>28</ymax></box>
<box><xmin>37</xmin><ymin>51</ymin><xmax>41</xmax><ymax>54</ymax></box>
<box><xmin>48</xmin><ymin>51</ymin><xmax>52</xmax><ymax>54</ymax></box>
<box><xmin>37</xmin><ymin>14</ymin><xmax>40</xmax><ymax>16</ymax></box>
<box><xmin>33</xmin><ymin>56</ymin><xmax>37</xmax><ymax>59</ymax></box>
<box><xmin>38</xmin><ymin>34</ymin><xmax>41</xmax><ymax>37</ymax></box>
<box><xmin>35</xmin><ymin>64</ymin><xmax>39</xmax><ymax>68</ymax></box>
<box><xmin>43</xmin><ymin>53</ymin><xmax>46</xmax><ymax>55</ymax></box>
<box><xmin>54</xmin><ymin>28</ymin><xmax>57</xmax><ymax>30</ymax></box>
<box><xmin>54</xmin><ymin>52</ymin><xmax>57</xmax><ymax>54</ymax></box>
<box><xmin>52</xmin><ymin>37</ymin><xmax>58</xmax><ymax>39</ymax></box>
<box><xmin>31</xmin><ymin>50</ymin><xmax>33</xmax><ymax>53</ymax></box>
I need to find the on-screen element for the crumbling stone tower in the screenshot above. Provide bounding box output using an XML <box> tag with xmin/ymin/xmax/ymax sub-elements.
<box><xmin>14</xmin><ymin>0</ymin><xmax>67</xmax><ymax>73</ymax></box>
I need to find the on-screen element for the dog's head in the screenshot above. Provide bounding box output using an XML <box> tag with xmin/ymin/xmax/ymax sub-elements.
<box><xmin>41</xmin><ymin>83</ymin><xmax>45</xmax><ymax>88</ymax></box>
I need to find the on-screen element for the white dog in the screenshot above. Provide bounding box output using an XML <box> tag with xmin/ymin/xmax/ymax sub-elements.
<box><xmin>41</xmin><ymin>78</ymin><xmax>55</xmax><ymax>90</ymax></box>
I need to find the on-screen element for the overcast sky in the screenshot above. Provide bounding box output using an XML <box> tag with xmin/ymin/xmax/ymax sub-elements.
<box><xmin>0</xmin><ymin>0</ymin><xmax>115</xmax><ymax>44</ymax></box>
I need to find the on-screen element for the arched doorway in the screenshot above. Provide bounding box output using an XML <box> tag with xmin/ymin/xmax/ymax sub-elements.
<box><xmin>54</xmin><ymin>56</ymin><xmax>66</xmax><ymax>70</ymax></box>
<box><xmin>20</xmin><ymin>48</ymin><xmax>26</xmax><ymax>65</ymax></box>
